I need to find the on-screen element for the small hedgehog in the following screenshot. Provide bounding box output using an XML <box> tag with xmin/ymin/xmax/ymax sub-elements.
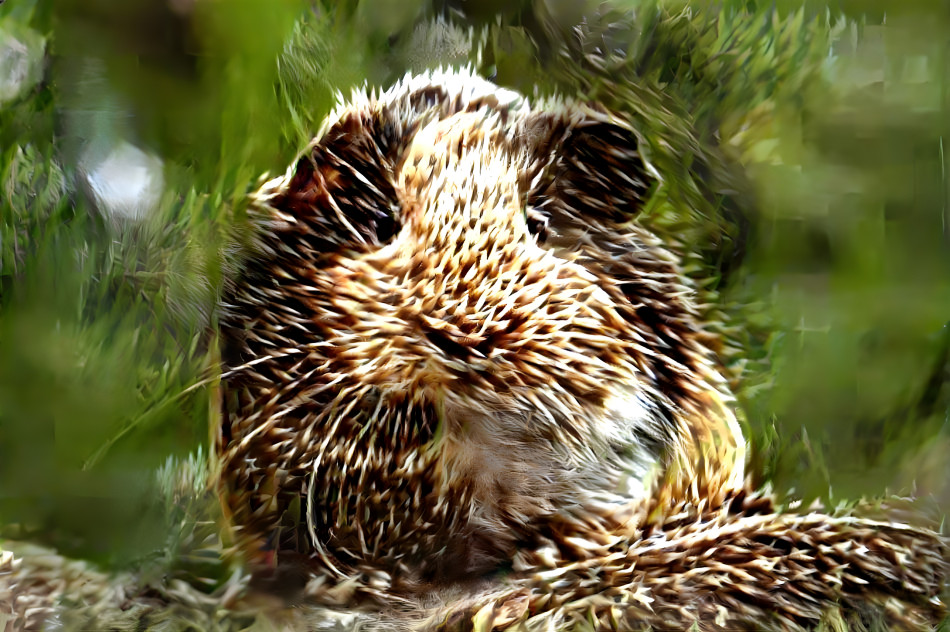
<box><xmin>216</xmin><ymin>68</ymin><xmax>947</xmax><ymax>629</ymax></box>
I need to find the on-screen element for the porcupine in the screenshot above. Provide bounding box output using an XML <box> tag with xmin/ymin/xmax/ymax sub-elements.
<box><xmin>215</xmin><ymin>67</ymin><xmax>948</xmax><ymax>631</ymax></box>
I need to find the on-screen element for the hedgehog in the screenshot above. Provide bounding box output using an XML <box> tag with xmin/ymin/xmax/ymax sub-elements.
<box><xmin>214</xmin><ymin>68</ymin><xmax>948</xmax><ymax>630</ymax></box>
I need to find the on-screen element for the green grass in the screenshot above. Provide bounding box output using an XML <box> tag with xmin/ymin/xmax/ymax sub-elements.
<box><xmin>0</xmin><ymin>0</ymin><xmax>947</xmax><ymax>628</ymax></box>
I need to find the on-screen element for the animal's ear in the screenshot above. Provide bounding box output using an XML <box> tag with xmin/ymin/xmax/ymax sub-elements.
<box><xmin>258</xmin><ymin>109</ymin><xmax>402</xmax><ymax>252</ymax></box>
<box><xmin>528</xmin><ymin>111</ymin><xmax>654</xmax><ymax>227</ymax></box>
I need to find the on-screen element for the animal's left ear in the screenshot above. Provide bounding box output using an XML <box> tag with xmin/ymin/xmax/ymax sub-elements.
<box><xmin>526</xmin><ymin>109</ymin><xmax>654</xmax><ymax>226</ymax></box>
<box><xmin>250</xmin><ymin>109</ymin><xmax>403</xmax><ymax>255</ymax></box>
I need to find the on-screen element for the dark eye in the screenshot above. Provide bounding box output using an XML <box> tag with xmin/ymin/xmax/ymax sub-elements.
<box><xmin>525</xmin><ymin>206</ymin><xmax>551</xmax><ymax>243</ymax></box>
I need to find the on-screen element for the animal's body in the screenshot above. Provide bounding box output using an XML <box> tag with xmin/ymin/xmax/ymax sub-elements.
<box><xmin>215</xmin><ymin>69</ymin><xmax>947</xmax><ymax>630</ymax></box>
<box><xmin>217</xmin><ymin>68</ymin><xmax>744</xmax><ymax>588</ymax></box>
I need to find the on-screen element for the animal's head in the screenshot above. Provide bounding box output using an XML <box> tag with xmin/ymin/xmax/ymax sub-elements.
<box><xmin>218</xmin><ymin>69</ymin><xmax>744</xmax><ymax>577</ymax></box>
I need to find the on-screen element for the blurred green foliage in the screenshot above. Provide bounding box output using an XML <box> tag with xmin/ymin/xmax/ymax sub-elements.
<box><xmin>0</xmin><ymin>0</ymin><xmax>948</xmax><ymax>577</ymax></box>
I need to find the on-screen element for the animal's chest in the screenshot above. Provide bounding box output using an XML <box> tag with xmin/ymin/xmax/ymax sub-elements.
<box><xmin>304</xmin><ymin>424</ymin><xmax>557</xmax><ymax>581</ymax></box>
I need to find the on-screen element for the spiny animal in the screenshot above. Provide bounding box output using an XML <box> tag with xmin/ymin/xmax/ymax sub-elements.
<box><xmin>218</xmin><ymin>66</ymin><xmax>746</xmax><ymax>583</ymax></box>
<box><xmin>215</xmin><ymin>68</ymin><xmax>947</xmax><ymax>630</ymax></box>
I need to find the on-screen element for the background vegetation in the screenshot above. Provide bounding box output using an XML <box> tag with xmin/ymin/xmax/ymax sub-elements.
<box><xmin>1</xmin><ymin>0</ymin><xmax>948</xmax><ymax>597</ymax></box>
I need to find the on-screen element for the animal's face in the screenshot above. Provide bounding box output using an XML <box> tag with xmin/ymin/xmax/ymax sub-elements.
<box><xmin>218</xmin><ymin>69</ymin><xmax>743</xmax><ymax>581</ymax></box>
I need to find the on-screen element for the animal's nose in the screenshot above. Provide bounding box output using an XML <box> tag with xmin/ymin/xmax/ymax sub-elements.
<box><xmin>419</xmin><ymin>316</ymin><xmax>488</xmax><ymax>360</ymax></box>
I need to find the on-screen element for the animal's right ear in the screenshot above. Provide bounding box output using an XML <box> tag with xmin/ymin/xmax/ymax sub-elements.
<box><xmin>256</xmin><ymin>109</ymin><xmax>402</xmax><ymax>252</ymax></box>
<box><xmin>527</xmin><ymin>110</ymin><xmax>654</xmax><ymax>227</ymax></box>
